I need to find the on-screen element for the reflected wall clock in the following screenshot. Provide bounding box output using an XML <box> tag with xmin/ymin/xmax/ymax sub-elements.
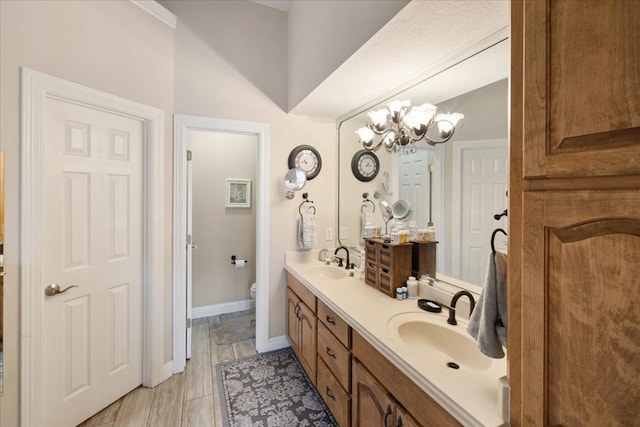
<box><xmin>288</xmin><ymin>145</ymin><xmax>322</xmax><ymax>180</ymax></box>
<box><xmin>351</xmin><ymin>149</ymin><xmax>380</xmax><ymax>182</ymax></box>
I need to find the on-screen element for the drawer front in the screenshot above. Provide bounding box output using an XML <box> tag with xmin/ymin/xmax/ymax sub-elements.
<box><xmin>378</xmin><ymin>267</ymin><xmax>394</xmax><ymax>296</ymax></box>
<box><xmin>317</xmin><ymin>358</ymin><xmax>350</xmax><ymax>427</ymax></box>
<box><xmin>286</xmin><ymin>272</ymin><xmax>316</xmax><ymax>314</ymax></box>
<box><xmin>378</xmin><ymin>244</ymin><xmax>392</xmax><ymax>268</ymax></box>
<box><xmin>365</xmin><ymin>240</ymin><xmax>378</xmax><ymax>263</ymax></box>
<box><xmin>318</xmin><ymin>300</ymin><xmax>351</xmax><ymax>348</ymax></box>
<box><xmin>317</xmin><ymin>322</ymin><xmax>351</xmax><ymax>391</ymax></box>
<box><xmin>365</xmin><ymin>262</ymin><xmax>377</xmax><ymax>288</ymax></box>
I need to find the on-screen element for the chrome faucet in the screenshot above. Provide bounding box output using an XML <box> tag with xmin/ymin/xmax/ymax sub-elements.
<box><xmin>446</xmin><ymin>290</ymin><xmax>476</xmax><ymax>326</ymax></box>
<box><xmin>333</xmin><ymin>246</ymin><xmax>351</xmax><ymax>270</ymax></box>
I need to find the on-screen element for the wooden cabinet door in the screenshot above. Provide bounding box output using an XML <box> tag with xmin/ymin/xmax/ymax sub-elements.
<box><xmin>297</xmin><ymin>300</ymin><xmax>317</xmax><ymax>385</ymax></box>
<box><xmin>522</xmin><ymin>0</ymin><xmax>640</xmax><ymax>180</ymax></box>
<box><xmin>395</xmin><ymin>405</ymin><xmax>420</xmax><ymax>427</ymax></box>
<box><xmin>352</xmin><ymin>360</ymin><xmax>393</xmax><ymax>427</ymax></box>
<box><xmin>521</xmin><ymin>190</ymin><xmax>640</xmax><ymax>426</ymax></box>
<box><xmin>286</xmin><ymin>288</ymin><xmax>300</xmax><ymax>352</ymax></box>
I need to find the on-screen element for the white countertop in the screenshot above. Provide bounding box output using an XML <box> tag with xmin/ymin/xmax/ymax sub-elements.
<box><xmin>285</xmin><ymin>250</ymin><xmax>507</xmax><ymax>427</ymax></box>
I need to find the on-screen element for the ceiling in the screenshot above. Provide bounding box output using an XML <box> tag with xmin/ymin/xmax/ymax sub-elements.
<box><xmin>250</xmin><ymin>0</ymin><xmax>291</xmax><ymax>12</ymax></box>
<box><xmin>290</xmin><ymin>1</ymin><xmax>509</xmax><ymax>118</ymax></box>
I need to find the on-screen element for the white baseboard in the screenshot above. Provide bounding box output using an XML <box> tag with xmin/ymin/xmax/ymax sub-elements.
<box><xmin>163</xmin><ymin>361</ymin><xmax>174</xmax><ymax>380</ymax></box>
<box><xmin>262</xmin><ymin>335</ymin><xmax>290</xmax><ymax>352</ymax></box>
<box><xmin>192</xmin><ymin>299</ymin><xmax>256</xmax><ymax>319</ymax></box>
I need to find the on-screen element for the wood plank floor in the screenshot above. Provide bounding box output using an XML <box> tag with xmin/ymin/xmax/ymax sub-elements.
<box><xmin>78</xmin><ymin>313</ymin><xmax>257</xmax><ymax>427</ymax></box>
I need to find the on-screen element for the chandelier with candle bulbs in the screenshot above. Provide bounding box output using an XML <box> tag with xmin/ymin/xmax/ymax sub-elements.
<box><xmin>355</xmin><ymin>100</ymin><xmax>464</xmax><ymax>153</ymax></box>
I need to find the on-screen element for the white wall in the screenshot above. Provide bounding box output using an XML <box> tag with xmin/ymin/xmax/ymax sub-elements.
<box><xmin>163</xmin><ymin>0</ymin><xmax>337</xmax><ymax>338</ymax></box>
<box><xmin>0</xmin><ymin>1</ymin><xmax>175</xmax><ymax>424</ymax></box>
<box><xmin>191</xmin><ymin>131</ymin><xmax>257</xmax><ymax>307</ymax></box>
<box><xmin>287</xmin><ymin>0</ymin><xmax>409</xmax><ymax>111</ymax></box>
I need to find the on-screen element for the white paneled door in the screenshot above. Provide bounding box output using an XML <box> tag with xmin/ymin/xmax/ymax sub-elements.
<box><xmin>40</xmin><ymin>96</ymin><xmax>143</xmax><ymax>426</ymax></box>
<box><xmin>458</xmin><ymin>143</ymin><xmax>508</xmax><ymax>285</ymax></box>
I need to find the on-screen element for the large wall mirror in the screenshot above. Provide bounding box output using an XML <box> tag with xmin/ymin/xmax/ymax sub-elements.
<box><xmin>338</xmin><ymin>38</ymin><xmax>509</xmax><ymax>292</ymax></box>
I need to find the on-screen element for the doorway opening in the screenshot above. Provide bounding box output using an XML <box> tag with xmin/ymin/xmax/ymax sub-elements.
<box><xmin>173</xmin><ymin>115</ymin><xmax>270</xmax><ymax>373</ymax></box>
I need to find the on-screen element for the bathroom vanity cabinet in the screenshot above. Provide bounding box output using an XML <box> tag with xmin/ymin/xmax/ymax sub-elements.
<box><xmin>286</xmin><ymin>272</ymin><xmax>459</xmax><ymax>427</ymax></box>
<box><xmin>286</xmin><ymin>274</ymin><xmax>317</xmax><ymax>384</ymax></box>
<box><xmin>364</xmin><ymin>238</ymin><xmax>413</xmax><ymax>297</ymax></box>
<box><xmin>510</xmin><ymin>1</ymin><xmax>640</xmax><ymax>425</ymax></box>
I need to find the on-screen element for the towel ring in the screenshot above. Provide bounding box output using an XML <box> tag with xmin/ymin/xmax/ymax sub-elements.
<box><xmin>361</xmin><ymin>192</ymin><xmax>375</xmax><ymax>214</ymax></box>
<box><xmin>491</xmin><ymin>228</ymin><xmax>507</xmax><ymax>253</ymax></box>
<box><xmin>299</xmin><ymin>192</ymin><xmax>316</xmax><ymax>216</ymax></box>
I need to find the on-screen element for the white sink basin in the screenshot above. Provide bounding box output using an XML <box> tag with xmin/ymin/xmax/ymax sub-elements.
<box><xmin>388</xmin><ymin>312</ymin><xmax>492</xmax><ymax>372</ymax></box>
<box><xmin>307</xmin><ymin>265</ymin><xmax>347</xmax><ymax>280</ymax></box>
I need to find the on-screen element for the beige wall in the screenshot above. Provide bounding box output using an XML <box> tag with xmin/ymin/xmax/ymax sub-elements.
<box><xmin>191</xmin><ymin>131</ymin><xmax>257</xmax><ymax>307</ymax></box>
<box><xmin>0</xmin><ymin>1</ymin><xmax>175</xmax><ymax>424</ymax></box>
<box><xmin>163</xmin><ymin>0</ymin><xmax>338</xmax><ymax>338</ymax></box>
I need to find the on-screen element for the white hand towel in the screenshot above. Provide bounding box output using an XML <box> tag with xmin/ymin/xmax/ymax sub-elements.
<box><xmin>298</xmin><ymin>214</ymin><xmax>317</xmax><ymax>250</ymax></box>
<box><xmin>467</xmin><ymin>250</ymin><xmax>508</xmax><ymax>358</ymax></box>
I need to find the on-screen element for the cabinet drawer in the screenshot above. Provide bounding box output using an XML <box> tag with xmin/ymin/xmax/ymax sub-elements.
<box><xmin>317</xmin><ymin>358</ymin><xmax>350</xmax><ymax>427</ymax></box>
<box><xmin>286</xmin><ymin>272</ymin><xmax>316</xmax><ymax>314</ymax></box>
<box><xmin>318</xmin><ymin>300</ymin><xmax>351</xmax><ymax>348</ymax></box>
<box><xmin>317</xmin><ymin>322</ymin><xmax>351</xmax><ymax>391</ymax></box>
<box><xmin>365</xmin><ymin>239</ymin><xmax>378</xmax><ymax>262</ymax></box>
<box><xmin>378</xmin><ymin>268</ymin><xmax>393</xmax><ymax>295</ymax></box>
<box><xmin>378</xmin><ymin>244</ymin><xmax>392</xmax><ymax>268</ymax></box>
<box><xmin>365</xmin><ymin>262</ymin><xmax>377</xmax><ymax>288</ymax></box>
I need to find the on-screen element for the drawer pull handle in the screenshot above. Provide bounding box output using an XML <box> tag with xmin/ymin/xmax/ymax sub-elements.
<box><xmin>397</xmin><ymin>415</ymin><xmax>404</xmax><ymax>427</ymax></box>
<box><xmin>326</xmin><ymin>316</ymin><xmax>336</xmax><ymax>325</ymax></box>
<box><xmin>325</xmin><ymin>386</ymin><xmax>336</xmax><ymax>401</ymax></box>
<box><xmin>326</xmin><ymin>347</ymin><xmax>336</xmax><ymax>359</ymax></box>
<box><xmin>382</xmin><ymin>244</ymin><xmax>389</xmax><ymax>249</ymax></box>
<box><xmin>381</xmin><ymin>268</ymin><xmax>389</xmax><ymax>274</ymax></box>
<box><xmin>384</xmin><ymin>404</ymin><xmax>392</xmax><ymax>427</ymax></box>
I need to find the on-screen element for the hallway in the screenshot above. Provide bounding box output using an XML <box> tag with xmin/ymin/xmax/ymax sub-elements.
<box><xmin>79</xmin><ymin>313</ymin><xmax>257</xmax><ymax>427</ymax></box>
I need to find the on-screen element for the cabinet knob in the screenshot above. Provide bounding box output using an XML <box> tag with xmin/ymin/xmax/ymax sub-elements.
<box><xmin>326</xmin><ymin>315</ymin><xmax>336</xmax><ymax>325</ymax></box>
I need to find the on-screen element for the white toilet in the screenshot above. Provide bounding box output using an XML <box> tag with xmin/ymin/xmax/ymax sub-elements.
<box><xmin>250</xmin><ymin>282</ymin><xmax>256</xmax><ymax>300</ymax></box>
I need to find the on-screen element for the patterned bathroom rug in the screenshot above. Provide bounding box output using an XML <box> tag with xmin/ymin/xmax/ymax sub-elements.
<box><xmin>216</xmin><ymin>347</ymin><xmax>337</xmax><ymax>427</ymax></box>
<box><xmin>211</xmin><ymin>311</ymin><xmax>256</xmax><ymax>345</ymax></box>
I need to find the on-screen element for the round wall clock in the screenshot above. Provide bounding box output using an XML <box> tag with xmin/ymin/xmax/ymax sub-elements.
<box><xmin>351</xmin><ymin>150</ymin><xmax>380</xmax><ymax>182</ymax></box>
<box><xmin>288</xmin><ymin>145</ymin><xmax>322</xmax><ymax>180</ymax></box>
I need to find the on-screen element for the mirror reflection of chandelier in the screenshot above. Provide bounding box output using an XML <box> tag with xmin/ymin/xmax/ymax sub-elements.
<box><xmin>355</xmin><ymin>100</ymin><xmax>464</xmax><ymax>153</ymax></box>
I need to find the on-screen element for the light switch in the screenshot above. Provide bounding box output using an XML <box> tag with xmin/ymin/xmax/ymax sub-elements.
<box><xmin>340</xmin><ymin>226</ymin><xmax>348</xmax><ymax>239</ymax></box>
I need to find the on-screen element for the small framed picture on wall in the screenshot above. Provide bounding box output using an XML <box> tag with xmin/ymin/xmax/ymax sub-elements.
<box><xmin>225</xmin><ymin>179</ymin><xmax>251</xmax><ymax>208</ymax></box>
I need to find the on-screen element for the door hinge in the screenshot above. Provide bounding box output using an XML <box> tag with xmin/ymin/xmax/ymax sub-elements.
<box><xmin>187</xmin><ymin>318</ymin><xmax>192</xmax><ymax>329</ymax></box>
<box><xmin>187</xmin><ymin>150</ymin><xmax>192</xmax><ymax>161</ymax></box>
<box><xmin>187</xmin><ymin>234</ymin><xmax>192</xmax><ymax>245</ymax></box>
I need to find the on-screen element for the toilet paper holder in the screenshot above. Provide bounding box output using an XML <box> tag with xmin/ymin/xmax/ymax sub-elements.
<box><xmin>231</xmin><ymin>255</ymin><xmax>248</xmax><ymax>265</ymax></box>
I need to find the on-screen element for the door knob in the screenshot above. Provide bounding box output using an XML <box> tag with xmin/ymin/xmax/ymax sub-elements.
<box><xmin>45</xmin><ymin>283</ymin><xmax>78</xmax><ymax>297</ymax></box>
<box><xmin>191</xmin><ymin>244</ymin><xmax>198</xmax><ymax>249</ymax></box>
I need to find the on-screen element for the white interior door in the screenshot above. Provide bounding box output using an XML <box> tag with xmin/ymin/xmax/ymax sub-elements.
<box><xmin>457</xmin><ymin>142</ymin><xmax>508</xmax><ymax>285</ymax></box>
<box><xmin>41</xmin><ymin>96</ymin><xmax>143</xmax><ymax>426</ymax></box>
<box><xmin>186</xmin><ymin>148</ymin><xmax>193</xmax><ymax>359</ymax></box>
<box><xmin>398</xmin><ymin>150</ymin><xmax>430</xmax><ymax>228</ymax></box>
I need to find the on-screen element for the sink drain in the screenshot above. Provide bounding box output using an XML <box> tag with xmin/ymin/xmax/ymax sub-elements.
<box><xmin>446</xmin><ymin>362</ymin><xmax>460</xmax><ymax>370</ymax></box>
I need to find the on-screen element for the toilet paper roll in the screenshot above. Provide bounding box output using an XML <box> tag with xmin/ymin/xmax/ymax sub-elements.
<box><xmin>235</xmin><ymin>259</ymin><xmax>246</xmax><ymax>268</ymax></box>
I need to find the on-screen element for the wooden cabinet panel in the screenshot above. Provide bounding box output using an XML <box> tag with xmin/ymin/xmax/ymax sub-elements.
<box><xmin>522</xmin><ymin>190</ymin><xmax>640</xmax><ymax>426</ymax></box>
<box><xmin>287</xmin><ymin>272</ymin><xmax>316</xmax><ymax>312</ymax></box>
<box><xmin>297</xmin><ymin>300</ymin><xmax>317</xmax><ymax>384</ymax></box>
<box><xmin>317</xmin><ymin>322</ymin><xmax>350</xmax><ymax>391</ymax></box>
<box><xmin>318</xmin><ymin>299</ymin><xmax>351</xmax><ymax>348</ymax></box>
<box><xmin>395</xmin><ymin>405</ymin><xmax>420</xmax><ymax>427</ymax></box>
<box><xmin>352</xmin><ymin>332</ymin><xmax>460</xmax><ymax>426</ymax></box>
<box><xmin>286</xmin><ymin>281</ymin><xmax>317</xmax><ymax>385</ymax></box>
<box><xmin>522</xmin><ymin>0</ymin><xmax>640</xmax><ymax>179</ymax></box>
<box><xmin>352</xmin><ymin>359</ymin><xmax>393</xmax><ymax>427</ymax></box>
<box><xmin>286</xmin><ymin>288</ymin><xmax>300</xmax><ymax>350</ymax></box>
<box><xmin>318</xmin><ymin>358</ymin><xmax>350</xmax><ymax>427</ymax></box>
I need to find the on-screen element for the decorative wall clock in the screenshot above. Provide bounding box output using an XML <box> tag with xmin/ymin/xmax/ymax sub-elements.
<box><xmin>351</xmin><ymin>149</ymin><xmax>380</xmax><ymax>182</ymax></box>
<box><xmin>288</xmin><ymin>145</ymin><xmax>322</xmax><ymax>180</ymax></box>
